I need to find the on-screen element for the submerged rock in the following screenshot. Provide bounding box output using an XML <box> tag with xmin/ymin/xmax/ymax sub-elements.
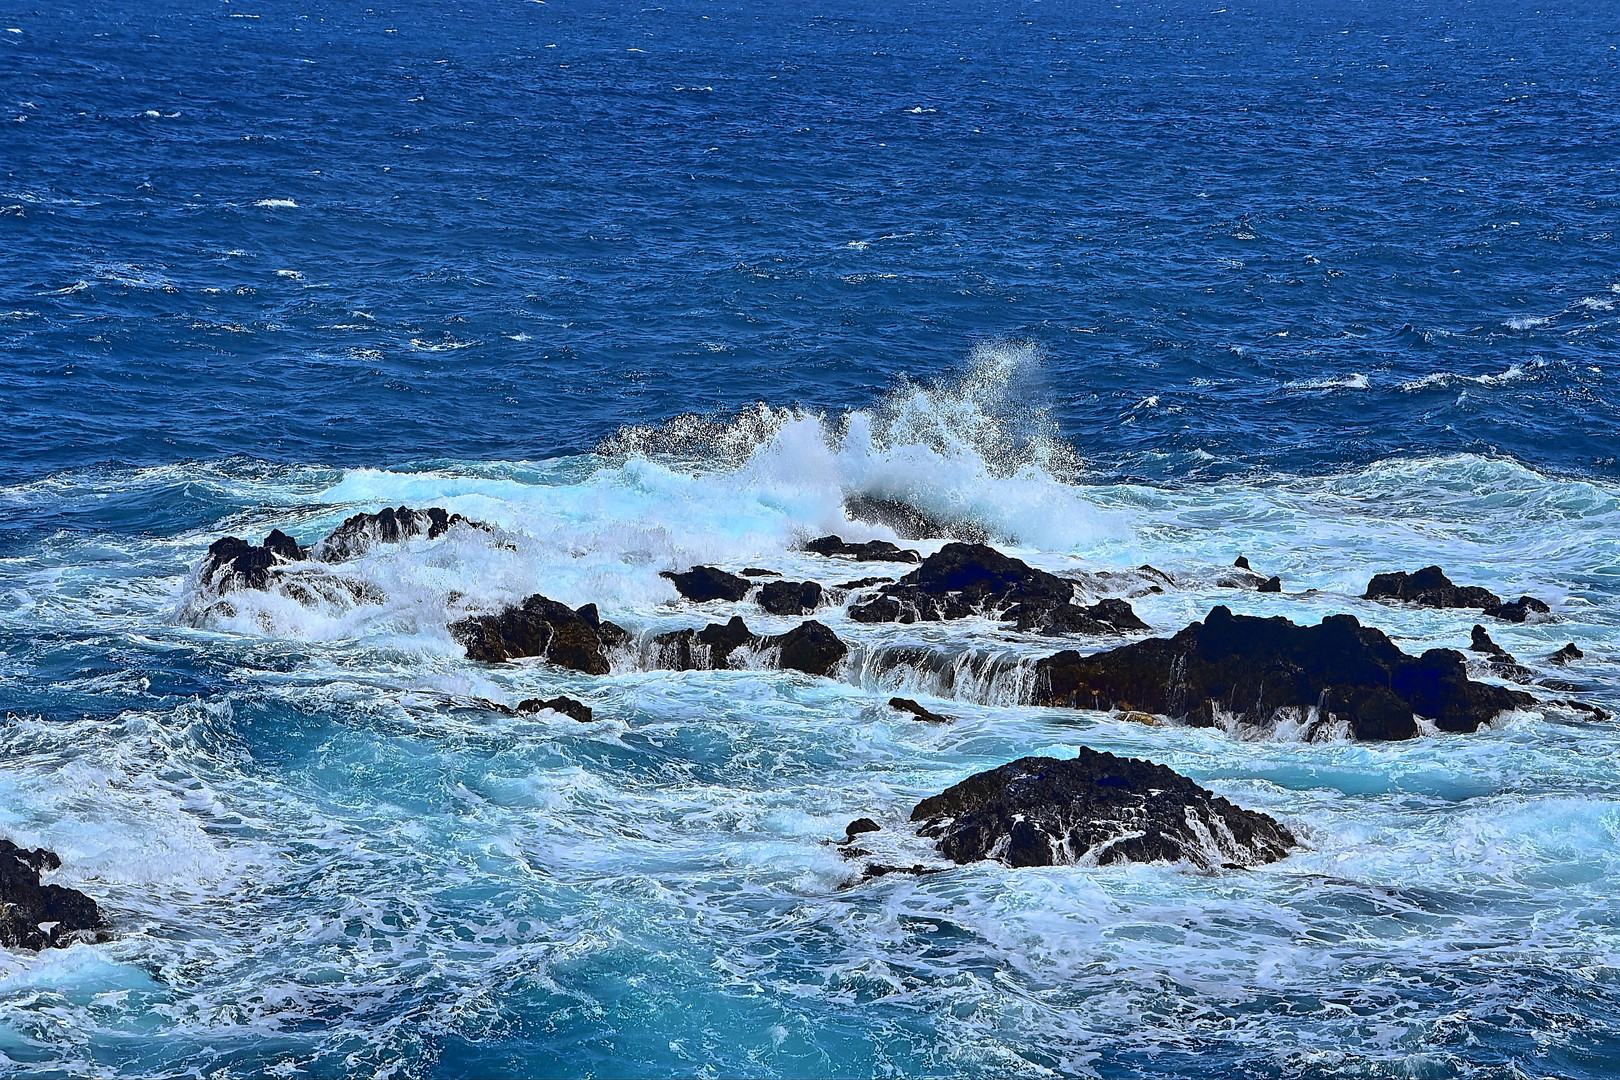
<box><xmin>909</xmin><ymin>750</ymin><xmax>1296</xmax><ymax>870</ymax></box>
<box><xmin>1550</xmin><ymin>643</ymin><xmax>1584</xmax><ymax>665</ymax></box>
<box><xmin>0</xmin><ymin>840</ymin><xmax>109</xmax><ymax>951</ymax></box>
<box><xmin>515</xmin><ymin>696</ymin><xmax>593</xmax><ymax>723</ymax></box>
<box><xmin>740</xmin><ymin>567</ymin><xmax>780</xmax><ymax>578</ymax></box>
<box><xmin>756</xmin><ymin>580</ymin><xmax>824</xmax><ymax>616</ymax></box>
<box><xmin>802</xmin><ymin>535</ymin><xmax>922</xmax><ymax>563</ymax></box>
<box><xmin>1483</xmin><ymin>595</ymin><xmax>1552</xmax><ymax>623</ymax></box>
<box><xmin>659</xmin><ymin>566</ymin><xmax>755</xmax><ymax>603</ymax></box>
<box><xmin>842</xmin><ymin>493</ymin><xmax>990</xmax><ymax>543</ymax></box>
<box><xmin>650</xmin><ymin>616</ymin><xmax>847</xmax><ymax>677</ymax></box>
<box><xmin>451</xmin><ymin>595</ymin><xmax>629</xmax><ymax>673</ymax></box>
<box><xmin>1035</xmin><ymin>605</ymin><xmax>1535</xmax><ymax>740</ymax></box>
<box><xmin>888</xmin><ymin>696</ymin><xmax>951</xmax><ymax>723</ymax></box>
<box><xmin>1364</xmin><ymin>566</ymin><xmax>1502</xmax><ymax>610</ymax></box>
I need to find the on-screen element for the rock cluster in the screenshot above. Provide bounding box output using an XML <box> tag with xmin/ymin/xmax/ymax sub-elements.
<box><xmin>651</xmin><ymin>616</ymin><xmax>847</xmax><ymax>677</ymax></box>
<box><xmin>660</xmin><ymin>566</ymin><xmax>755</xmax><ymax>603</ymax></box>
<box><xmin>451</xmin><ymin>595</ymin><xmax>629</xmax><ymax>673</ymax></box>
<box><xmin>1035</xmin><ymin>605</ymin><xmax>1533</xmax><ymax>740</ymax></box>
<box><xmin>802</xmin><ymin>535</ymin><xmax>922</xmax><ymax>563</ymax></box>
<box><xmin>1365</xmin><ymin>566</ymin><xmax>1549</xmax><ymax>621</ymax></box>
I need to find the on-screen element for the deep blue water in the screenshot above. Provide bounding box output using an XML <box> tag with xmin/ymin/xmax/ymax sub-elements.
<box><xmin>2</xmin><ymin>0</ymin><xmax>1620</xmax><ymax>1076</ymax></box>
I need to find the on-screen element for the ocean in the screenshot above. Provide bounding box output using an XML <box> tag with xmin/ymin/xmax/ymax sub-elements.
<box><xmin>1</xmin><ymin>0</ymin><xmax>1618</xmax><ymax>1075</ymax></box>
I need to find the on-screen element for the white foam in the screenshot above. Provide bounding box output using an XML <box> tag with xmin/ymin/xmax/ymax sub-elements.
<box><xmin>254</xmin><ymin>198</ymin><xmax>298</xmax><ymax>208</ymax></box>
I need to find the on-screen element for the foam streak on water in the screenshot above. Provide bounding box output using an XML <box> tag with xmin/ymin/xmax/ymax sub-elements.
<box><xmin>0</xmin><ymin>363</ymin><xmax>1617</xmax><ymax>1077</ymax></box>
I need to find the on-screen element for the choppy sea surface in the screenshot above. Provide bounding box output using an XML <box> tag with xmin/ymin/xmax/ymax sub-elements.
<box><xmin>2</xmin><ymin>0</ymin><xmax>1619</xmax><ymax>1076</ymax></box>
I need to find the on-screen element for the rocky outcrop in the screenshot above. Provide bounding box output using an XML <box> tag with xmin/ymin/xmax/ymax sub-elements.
<box><xmin>909</xmin><ymin>750</ymin><xmax>1296</xmax><ymax>870</ymax></box>
<box><xmin>889</xmin><ymin>697</ymin><xmax>951</xmax><ymax>723</ymax></box>
<box><xmin>757</xmin><ymin>580</ymin><xmax>824</xmax><ymax>616</ymax></box>
<box><xmin>200</xmin><ymin>529</ymin><xmax>306</xmax><ymax>593</ymax></box>
<box><xmin>1550</xmin><ymin>643</ymin><xmax>1584</xmax><ymax>665</ymax></box>
<box><xmin>451</xmin><ymin>595</ymin><xmax>629</xmax><ymax>673</ymax></box>
<box><xmin>1034</xmin><ymin>605</ymin><xmax>1534</xmax><ymax>741</ymax></box>
<box><xmin>1470</xmin><ymin>624</ymin><xmax>1515</xmax><ymax>663</ymax></box>
<box><xmin>1365</xmin><ymin>566</ymin><xmax>1501</xmax><ymax>610</ymax></box>
<box><xmin>1217</xmin><ymin>557</ymin><xmax>1282</xmax><ymax>593</ymax></box>
<box><xmin>846</xmin><ymin>542</ymin><xmax>1145</xmax><ymax>636</ymax></box>
<box><xmin>741</xmin><ymin>568</ymin><xmax>780</xmax><ymax>578</ymax></box>
<box><xmin>842</xmin><ymin>493</ymin><xmax>990</xmax><ymax>543</ymax></box>
<box><xmin>660</xmin><ymin>566</ymin><xmax>754</xmax><ymax>603</ymax></box>
<box><xmin>802</xmin><ymin>535</ymin><xmax>921</xmax><ymax>563</ymax></box>
<box><xmin>1483</xmin><ymin>595</ymin><xmax>1551</xmax><ymax>623</ymax></box>
<box><xmin>313</xmin><ymin>506</ymin><xmax>484</xmax><ymax>562</ymax></box>
<box><xmin>0</xmin><ymin>840</ymin><xmax>109</xmax><ymax>951</ymax></box>
<box><xmin>650</xmin><ymin>616</ymin><xmax>847</xmax><ymax>677</ymax></box>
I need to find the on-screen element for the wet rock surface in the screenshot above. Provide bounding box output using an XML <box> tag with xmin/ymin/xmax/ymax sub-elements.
<box><xmin>1009</xmin><ymin>597</ymin><xmax>1149</xmax><ymax>636</ymax></box>
<box><xmin>1550</xmin><ymin>643</ymin><xmax>1584</xmax><ymax>665</ymax></box>
<box><xmin>0</xmin><ymin>840</ymin><xmax>109</xmax><ymax>951</ymax></box>
<box><xmin>909</xmin><ymin>750</ymin><xmax>1296</xmax><ymax>870</ymax></box>
<box><xmin>200</xmin><ymin>529</ymin><xmax>306</xmax><ymax>593</ymax></box>
<box><xmin>1364</xmin><ymin>566</ymin><xmax>1503</xmax><ymax>610</ymax></box>
<box><xmin>314</xmin><ymin>506</ymin><xmax>485</xmax><ymax>562</ymax></box>
<box><xmin>1035</xmin><ymin>605</ymin><xmax>1536</xmax><ymax>740</ymax></box>
<box><xmin>451</xmin><ymin>595</ymin><xmax>629</xmax><ymax>673</ymax></box>
<box><xmin>660</xmin><ymin>566</ymin><xmax>755</xmax><ymax>603</ymax></box>
<box><xmin>756</xmin><ymin>580</ymin><xmax>824</xmax><ymax>616</ymax></box>
<box><xmin>1483</xmin><ymin>595</ymin><xmax>1552</xmax><ymax>623</ymax></box>
<box><xmin>651</xmin><ymin>617</ymin><xmax>848</xmax><ymax>677</ymax></box>
<box><xmin>888</xmin><ymin>696</ymin><xmax>951</xmax><ymax>723</ymax></box>
<box><xmin>802</xmin><ymin>535</ymin><xmax>922</xmax><ymax>563</ymax></box>
<box><xmin>842</xmin><ymin>493</ymin><xmax>990</xmax><ymax>543</ymax></box>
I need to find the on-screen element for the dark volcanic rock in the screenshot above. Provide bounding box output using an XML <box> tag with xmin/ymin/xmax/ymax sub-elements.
<box><xmin>651</xmin><ymin>617</ymin><xmax>848</xmax><ymax>677</ymax></box>
<box><xmin>1483</xmin><ymin>595</ymin><xmax>1552</xmax><ymax>623</ymax></box>
<box><xmin>1550</xmin><ymin>643</ymin><xmax>1584</xmax><ymax>665</ymax></box>
<box><xmin>1234</xmin><ymin>556</ymin><xmax>1251</xmax><ymax>570</ymax></box>
<box><xmin>1258</xmin><ymin>576</ymin><xmax>1282</xmax><ymax>593</ymax></box>
<box><xmin>1364</xmin><ymin>566</ymin><xmax>1502</xmax><ymax>610</ymax></box>
<box><xmin>757</xmin><ymin>580</ymin><xmax>824</xmax><ymax>616</ymax></box>
<box><xmin>910</xmin><ymin>750</ymin><xmax>1296</xmax><ymax>870</ymax></box>
<box><xmin>802</xmin><ymin>535</ymin><xmax>922</xmax><ymax>563</ymax></box>
<box><xmin>848</xmin><ymin>543</ymin><xmax>1090</xmax><ymax>632</ymax></box>
<box><xmin>315</xmin><ymin>506</ymin><xmax>484</xmax><ymax>562</ymax></box>
<box><xmin>836</xmin><ymin>576</ymin><xmax>894</xmax><ymax>590</ymax></box>
<box><xmin>1009</xmin><ymin>597</ymin><xmax>1149</xmax><ymax>636</ymax></box>
<box><xmin>451</xmin><ymin>595</ymin><xmax>629</xmax><ymax>673</ymax></box>
<box><xmin>200</xmin><ymin>529</ymin><xmax>307</xmax><ymax>592</ymax></box>
<box><xmin>845</xmin><ymin>818</ymin><xmax>881</xmax><ymax>840</ymax></box>
<box><xmin>1470</xmin><ymin>624</ymin><xmax>1516</xmax><ymax>663</ymax></box>
<box><xmin>1034</xmin><ymin>605</ymin><xmax>1535</xmax><ymax>741</ymax></box>
<box><xmin>842</xmin><ymin>493</ymin><xmax>990</xmax><ymax>543</ymax></box>
<box><xmin>741</xmin><ymin>568</ymin><xmax>780</xmax><ymax>578</ymax></box>
<box><xmin>889</xmin><ymin>696</ymin><xmax>951</xmax><ymax>723</ymax></box>
<box><xmin>659</xmin><ymin>566</ymin><xmax>755</xmax><ymax>603</ymax></box>
<box><xmin>0</xmin><ymin>840</ymin><xmax>109</xmax><ymax>951</ymax></box>
<box><xmin>515</xmin><ymin>696</ymin><xmax>593</xmax><ymax>723</ymax></box>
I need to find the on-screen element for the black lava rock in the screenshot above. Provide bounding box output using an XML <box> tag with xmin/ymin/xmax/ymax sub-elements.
<box><xmin>1008</xmin><ymin>597</ymin><xmax>1150</xmax><ymax>636</ymax></box>
<box><xmin>757</xmin><ymin>580</ymin><xmax>824</xmax><ymax>616</ymax></box>
<box><xmin>1550</xmin><ymin>643</ymin><xmax>1584</xmax><ymax>665</ymax></box>
<box><xmin>802</xmin><ymin>535</ymin><xmax>922</xmax><ymax>563</ymax></box>
<box><xmin>888</xmin><ymin>696</ymin><xmax>952</xmax><ymax>723</ymax></box>
<box><xmin>659</xmin><ymin>566</ymin><xmax>755</xmax><ymax>603</ymax></box>
<box><xmin>1034</xmin><ymin>605</ymin><xmax>1535</xmax><ymax>741</ymax></box>
<box><xmin>845</xmin><ymin>818</ymin><xmax>881</xmax><ymax>839</ymax></box>
<box><xmin>651</xmin><ymin>617</ymin><xmax>848</xmax><ymax>677</ymax></box>
<box><xmin>315</xmin><ymin>506</ymin><xmax>484</xmax><ymax>562</ymax></box>
<box><xmin>1258</xmin><ymin>576</ymin><xmax>1283</xmax><ymax>593</ymax></box>
<box><xmin>1364</xmin><ymin>566</ymin><xmax>1502</xmax><ymax>610</ymax></box>
<box><xmin>910</xmin><ymin>750</ymin><xmax>1296</xmax><ymax>870</ymax></box>
<box><xmin>200</xmin><ymin>529</ymin><xmax>308</xmax><ymax>592</ymax></box>
<box><xmin>842</xmin><ymin>493</ymin><xmax>990</xmax><ymax>543</ymax></box>
<box><xmin>848</xmin><ymin>542</ymin><xmax>1075</xmax><ymax>626</ymax></box>
<box><xmin>450</xmin><ymin>595</ymin><xmax>629</xmax><ymax>673</ymax></box>
<box><xmin>741</xmin><ymin>568</ymin><xmax>780</xmax><ymax>578</ymax></box>
<box><xmin>1483</xmin><ymin>595</ymin><xmax>1552</xmax><ymax>623</ymax></box>
<box><xmin>1470</xmin><ymin>624</ymin><xmax>1516</xmax><ymax>663</ymax></box>
<box><xmin>515</xmin><ymin>696</ymin><xmax>594</xmax><ymax>723</ymax></box>
<box><xmin>0</xmin><ymin>840</ymin><xmax>109</xmax><ymax>951</ymax></box>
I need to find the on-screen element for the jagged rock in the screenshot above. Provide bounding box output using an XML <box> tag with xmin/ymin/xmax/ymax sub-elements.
<box><xmin>1550</xmin><ymin>643</ymin><xmax>1584</xmax><ymax>665</ymax></box>
<box><xmin>1034</xmin><ymin>605</ymin><xmax>1535</xmax><ymax>741</ymax></box>
<box><xmin>1234</xmin><ymin>556</ymin><xmax>1251</xmax><ymax>570</ymax></box>
<box><xmin>1009</xmin><ymin>597</ymin><xmax>1149</xmax><ymax>636</ymax></box>
<box><xmin>842</xmin><ymin>493</ymin><xmax>990</xmax><ymax>543</ymax></box>
<box><xmin>1470</xmin><ymin>624</ymin><xmax>1516</xmax><ymax>663</ymax></box>
<box><xmin>0</xmin><ymin>840</ymin><xmax>109</xmax><ymax>951</ymax></box>
<box><xmin>1138</xmin><ymin>564</ymin><xmax>1176</xmax><ymax>588</ymax></box>
<box><xmin>1258</xmin><ymin>576</ymin><xmax>1282</xmax><ymax>593</ymax></box>
<box><xmin>757</xmin><ymin>580</ymin><xmax>824</xmax><ymax>616</ymax></box>
<box><xmin>451</xmin><ymin>595</ymin><xmax>629</xmax><ymax>673</ymax></box>
<box><xmin>836</xmin><ymin>576</ymin><xmax>894</xmax><ymax>590</ymax></box>
<box><xmin>651</xmin><ymin>617</ymin><xmax>848</xmax><ymax>677</ymax></box>
<box><xmin>314</xmin><ymin>506</ymin><xmax>485</xmax><ymax>562</ymax></box>
<box><xmin>199</xmin><ymin>529</ymin><xmax>307</xmax><ymax>592</ymax></box>
<box><xmin>741</xmin><ymin>568</ymin><xmax>780</xmax><ymax>578</ymax></box>
<box><xmin>909</xmin><ymin>750</ymin><xmax>1295</xmax><ymax>870</ymax></box>
<box><xmin>802</xmin><ymin>535</ymin><xmax>922</xmax><ymax>563</ymax></box>
<box><xmin>889</xmin><ymin>696</ymin><xmax>951</xmax><ymax>723</ymax></box>
<box><xmin>848</xmin><ymin>542</ymin><xmax>1087</xmax><ymax>631</ymax></box>
<box><xmin>659</xmin><ymin>566</ymin><xmax>754</xmax><ymax>603</ymax></box>
<box><xmin>515</xmin><ymin>696</ymin><xmax>593</xmax><ymax>723</ymax></box>
<box><xmin>1364</xmin><ymin>566</ymin><xmax>1502</xmax><ymax>610</ymax></box>
<box><xmin>1484</xmin><ymin>595</ymin><xmax>1551</xmax><ymax>623</ymax></box>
